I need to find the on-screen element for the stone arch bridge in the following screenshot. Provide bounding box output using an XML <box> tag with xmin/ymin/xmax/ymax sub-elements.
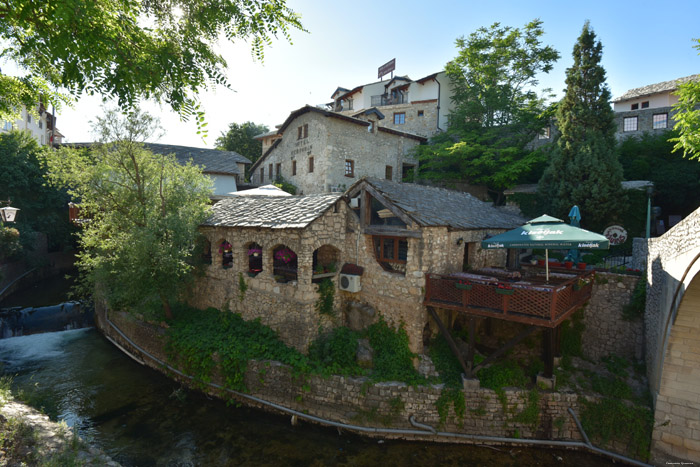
<box><xmin>645</xmin><ymin>206</ymin><xmax>700</xmax><ymax>462</ymax></box>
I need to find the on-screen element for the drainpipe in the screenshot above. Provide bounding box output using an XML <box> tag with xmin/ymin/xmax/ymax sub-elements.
<box><xmin>104</xmin><ymin>316</ymin><xmax>652</xmax><ymax>467</ymax></box>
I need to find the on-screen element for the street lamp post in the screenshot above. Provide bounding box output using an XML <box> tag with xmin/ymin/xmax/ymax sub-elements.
<box><xmin>645</xmin><ymin>185</ymin><xmax>653</xmax><ymax>239</ymax></box>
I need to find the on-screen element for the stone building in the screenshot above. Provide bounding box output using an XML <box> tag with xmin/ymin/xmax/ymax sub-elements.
<box><xmin>328</xmin><ymin>71</ymin><xmax>455</xmax><ymax>138</ymax></box>
<box><xmin>248</xmin><ymin>106</ymin><xmax>426</xmax><ymax>195</ymax></box>
<box><xmin>253</xmin><ymin>71</ymin><xmax>454</xmax><ymax>158</ymax></box>
<box><xmin>191</xmin><ymin>177</ymin><xmax>522</xmax><ymax>355</ymax></box>
<box><xmin>611</xmin><ymin>74</ymin><xmax>699</xmax><ymax>140</ymax></box>
<box><xmin>535</xmin><ymin>74</ymin><xmax>700</xmax><ymax>145</ymax></box>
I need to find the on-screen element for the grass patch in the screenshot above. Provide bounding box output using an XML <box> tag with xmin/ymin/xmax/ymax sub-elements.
<box><xmin>580</xmin><ymin>397</ymin><xmax>653</xmax><ymax>459</ymax></box>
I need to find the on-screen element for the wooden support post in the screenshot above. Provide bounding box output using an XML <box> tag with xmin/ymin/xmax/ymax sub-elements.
<box><xmin>467</xmin><ymin>317</ymin><xmax>476</xmax><ymax>376</ymax></box>
<box><xmin>472</xmin><ymin>325</ymin><xmax>537</xmax><ymax>374</ymax></box>
<box><xmin>553</xmin><ymin>325</ymin><xmax>562</xmax><ymax>358</ymax></box>
<box><xmin>428</xmin><ymin>307</ymin><xmax>470</xmax><ymax>378</ymax></box>
<box><xmin>542</xmin><ymin>327</ymin><xmax>555</xmax><ymax>378</ymax></box>
<box><xmin>485</xmin><ymin>317</ymin><xmax>493</xmax><ymax>336</ymax></box>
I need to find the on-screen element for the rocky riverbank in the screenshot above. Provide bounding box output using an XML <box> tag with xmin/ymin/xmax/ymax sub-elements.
<box><xmin>0</xmin><ymin>398</ymin><xmax>119</xmax><ymax>466</ymax></box>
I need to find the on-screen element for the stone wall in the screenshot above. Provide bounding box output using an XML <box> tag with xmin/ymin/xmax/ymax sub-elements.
<box><xmin>369</xmin><ymin>101</ymin><xmax>440</xmax><ymax>137</ymax></box>
<box><xmin>614</xmin><ymin>108</ymin><xmax>676</xmax><ymax>141</ymax></box>
<box><xmin>338</xmin><ymin>218</ymin><xmax>509</xmax><ymax>355</ymax></box>
<box><xmin>99</xmin><ymin>308</ymin><xmax>594</xmax><ymax>446</ymax></box>
<box><xmin>582</xmin><ymin>272</ymin><xmax>644</xmax><ymax>361</ymax></box>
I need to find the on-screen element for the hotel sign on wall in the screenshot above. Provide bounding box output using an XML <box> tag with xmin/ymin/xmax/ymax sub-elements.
<box><xmin>378</xmin><ymin>59</ymin><xmax>396</xmax><ymax>79</ymax></box>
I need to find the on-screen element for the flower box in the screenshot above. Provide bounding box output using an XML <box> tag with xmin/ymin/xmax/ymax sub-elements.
<box><xmin>495</xmin><ymin>287</ymin><xmax>514</xmax><ymax>295</ymax></box>
<box><xmin>312</xmin><ymin>272</ymin><xmax>336</xmax><ymax>279</ymax></box>
<box><xmin>455</xmin><ymin>282</ymin><xmax>472</xmax><ymax>290</ymax></box>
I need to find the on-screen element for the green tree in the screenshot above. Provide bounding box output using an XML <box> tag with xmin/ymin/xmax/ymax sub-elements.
<box><xmin>215</xmin><ymin>121</ymin><xmax>269</xmax><ymax>168</ymax></box>
<box><xmin>538</xmin><ymin>22</ymin><xmax>625</xmax><ymax>231</ymax></box>
<box><xmin>41</xmin><ymin>108</ymin><xmax>213</xmax><ymax>319</ymax></box>
<box><xmin>446</xmin><ymin>19</ymin><xmax>560</xmax><ymax>129</ymax></box>
<box><xmin>620</xmin><ymin>130</ymin><xmax>700</xmax><ymax>221</ymax></box>
<box><xmin>671</xmin><ymin>39</ymin><xmax>700</xmax><ymax>159</ymax></box>
<box><xmin>0</xmin><ymin>131</ymin><xmax>74</xmax><ymax>253</ymax></box>
<box><xmin>417</xmin><ymin>20</ymin><xmax>558</xmax><ymax>202</ymax></box>
<box><xmin>0</xmin><ymin>0</ymin><xmax>304</xmax><ymax>127</ymax></box>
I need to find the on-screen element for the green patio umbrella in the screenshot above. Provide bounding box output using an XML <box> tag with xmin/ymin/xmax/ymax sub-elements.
<box><xmin>480</xmin><ymin>214</ymin><xmax>609</xmax><ymax>281</ymax></box>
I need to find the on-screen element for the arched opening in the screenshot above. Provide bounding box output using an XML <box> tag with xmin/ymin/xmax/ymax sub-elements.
<box><xmin>246</xmin><ymin>242</ymin><xmax>263</xmax><ymax>277</ymax></box>
<box><xmin>218</xmin><ymin>239</ymin><xmax>233</xmax><ymax>269</ymax></box>
<box><xmin>312</xmin><ymin>245</ymin><xmax>339</xmax><ymax>283</ymax></box>
<box><xmin>272</xmin><ymin>244</ymin><xmax>297</xmax><ymax>283</ymax></box>
<box><xmin>656</xmin><ymin>272</ymin><xmax>700</xmax><ymax>459</ymax></box>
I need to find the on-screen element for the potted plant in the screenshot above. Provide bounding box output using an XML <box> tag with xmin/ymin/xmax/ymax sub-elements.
<box><xmin>274</xmin><ymin>248</ymin><xmax>296</xmax><ymax>264</ymax></box>
<box><xmin>577</xmin><ymin>262</ymin><xmax>587</xmax><ymax>270</ymax></box>
<box><xmin>247</xmin><ymin>247</ymin><xmax>262</xmax><ymax>257</ymax></box>
<box><xmin>455</xmin><ymin>280</ymin><xmax>472</xmax><ymax>290</ymax></box>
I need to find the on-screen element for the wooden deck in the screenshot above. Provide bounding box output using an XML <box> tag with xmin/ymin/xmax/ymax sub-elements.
<box><xmin>424</xmin><ymin>269</ymin><xmax>595</xmax><ymax>328</ymax></box>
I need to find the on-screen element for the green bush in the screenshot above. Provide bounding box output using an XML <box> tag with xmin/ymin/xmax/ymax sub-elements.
<box><xmin>367</xmin><ymin>317</ymin><xmax>424</xmax><ymax>384</ymax></box>
<box><xmin>308</xmin><ymin>327</ymin><xmax>362</xmax><ymax>376</ymax></box>
<box><xmin>166</xmin><ymin>305</ymin><xmax>310</xmax><ymax>391</ymax></box>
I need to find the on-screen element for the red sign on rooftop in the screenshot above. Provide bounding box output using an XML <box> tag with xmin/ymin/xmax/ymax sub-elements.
<box><xmin>378</xmin><ymin>59</ymin><xmax>396</xmax><ymax>79</ymax></box>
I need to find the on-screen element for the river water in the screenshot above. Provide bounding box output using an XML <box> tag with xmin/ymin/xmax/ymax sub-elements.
<box><xmin>0</xmin><ymin>277</ymin><xmax>615</xmax><ymax>466</ymax></box>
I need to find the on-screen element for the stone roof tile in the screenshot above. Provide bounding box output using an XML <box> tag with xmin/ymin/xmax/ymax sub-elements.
<box><xmin>612</xmin><ymin>74</ymin><xmax>700</xmax><ymax>102</ymax></box>
<box><xmin>203</xmin><ymin>193</ymin><xmax>343</xmax><ymax>229</ymax></box>
<box><xmin>362</xmin><ymin>178</ymin><xmax>525</xmax><ymax>230</ymax></box>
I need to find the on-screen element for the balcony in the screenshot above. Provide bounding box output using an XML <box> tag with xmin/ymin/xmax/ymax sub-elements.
<box><xmin>424</xmin><ymin>269</ymin><xmax>594</xmax><ymax>328</ymax></box>
<box><xmin>370</xmin><ymin>93</ymin><xmax>409</xmax><ymax>107</ymax></box>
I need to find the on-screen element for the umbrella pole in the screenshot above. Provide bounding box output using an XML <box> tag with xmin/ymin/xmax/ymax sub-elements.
<box><xmin>545</xmin><ymin>250</ymin><xmax>550</xmax><ymax>282</ymax></box>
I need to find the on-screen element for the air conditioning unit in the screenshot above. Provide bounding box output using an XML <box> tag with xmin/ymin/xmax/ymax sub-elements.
<box><xmin>339</xmin><ymin>274</ymin><xmax>361</xmax><ymax>293</ymax></box>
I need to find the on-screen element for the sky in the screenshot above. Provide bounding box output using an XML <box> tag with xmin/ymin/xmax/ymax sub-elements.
<box><xmin>50</xmin><ymin>0</ymin><xmax>700</xmax><ymax>148</ymax></box>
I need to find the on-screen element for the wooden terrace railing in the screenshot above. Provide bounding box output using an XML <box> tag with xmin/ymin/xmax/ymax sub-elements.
<box><xmin>424</xmin><ymin>270</ymin><xmax>595</xmax><ymax>327</ymax></box>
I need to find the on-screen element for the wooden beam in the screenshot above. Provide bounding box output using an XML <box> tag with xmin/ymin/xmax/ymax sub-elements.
<box><xmin>466</xmin><ymin>317</ymin><xmax>476</xmax><ymax>377</ymax></box>
<box><xmin>428</xmin><ymin>307</ymin><xmax>470</xmax><ymax>377</ymax></box>
<box><xmin>363</xmin><ymin>183</ymin><xmax>415</xmax><ymax>226</ymax></box>
<box><xmin>472</xmin><ymin>325</ymin><xmax>537</xmax><ymax>374</ymax></box>
<box><xmin>542</xmin><ymin>328</ymin><xmax>555</xmax><ymax>378</ymax></box>
<box><xmin>363</xmin><ymin>226</ymin><xmax>422</xmax><ymax>238</ymax></box>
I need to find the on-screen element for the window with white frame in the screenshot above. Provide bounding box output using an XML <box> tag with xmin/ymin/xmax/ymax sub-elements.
<box><xmin>538</xmin><ymin>127</ymin><xmax>551</xmax><ymax>139</ymax></box>
<box><xmin>623</xmin><ymin>117</ymin><xmax>638</xmax><ymax>132</ymax></box>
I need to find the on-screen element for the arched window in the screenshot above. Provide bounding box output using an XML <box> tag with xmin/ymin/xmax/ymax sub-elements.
<box><xmin>246</xmin><ymin>242</ymin><xmax>263</xmax><ymax>276</ymax></box>
<box><xmin>219</xmin><ymin>240</ymin><xmax>233</xmax><ymax>269</ymax></box>
<box><xmin>273</xmin><ymin>244</ymin><xmax>297</xmax><ymax>283</ymax></box>
<box><xmin>312</xmin><ymin>245</ymin><xmax>339</xmax><ymax>283</ymax></box>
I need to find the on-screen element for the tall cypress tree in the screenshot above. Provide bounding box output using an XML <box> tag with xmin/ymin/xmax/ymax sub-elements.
<box><xmin>539</xmin><ymin>22</ymin><xmax>625</xmax><ymax>231</ymax></box>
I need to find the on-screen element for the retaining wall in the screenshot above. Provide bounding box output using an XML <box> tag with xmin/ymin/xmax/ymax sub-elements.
<box><xmin>583</xmin><ymin>272</ymin><xmax>644</xmax><ymax>361</ymax></box>
<box><xmin>98</xmin><ymin>306</ymin><xmax>600</xmax><ymax>447</ymax></box>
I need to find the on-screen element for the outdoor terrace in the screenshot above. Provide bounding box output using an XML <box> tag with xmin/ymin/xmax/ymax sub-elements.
<box><xmin>424</xmin><ymin>267</ymin><xmax>595</xmax><ymax>328</ymax></box>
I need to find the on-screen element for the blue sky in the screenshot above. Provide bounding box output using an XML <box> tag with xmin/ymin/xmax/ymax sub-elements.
<box><xmin>55</xmin><ymin>0</ymin><xmax>700</xmax><ymax>147</ymax></box>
